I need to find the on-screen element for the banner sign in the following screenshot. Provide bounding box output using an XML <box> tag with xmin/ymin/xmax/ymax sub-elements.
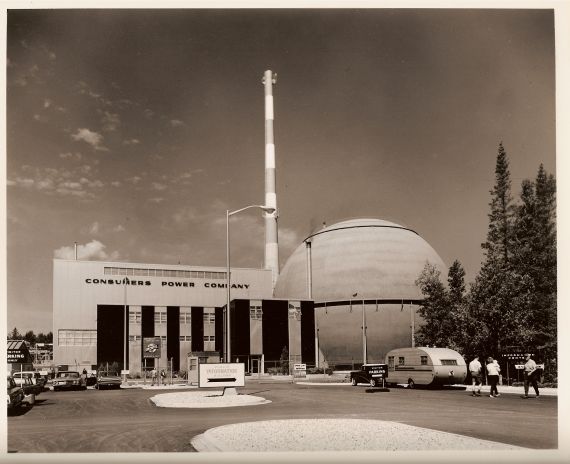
<box><xmin>142</xmin><ymin>337</ymin><xmax>161</xmax><ymax>358</ymax></box>
<box><xmin>198</xmin><ymin>363</ymin><xmax>245</xmax><ymax>388</ymax></box>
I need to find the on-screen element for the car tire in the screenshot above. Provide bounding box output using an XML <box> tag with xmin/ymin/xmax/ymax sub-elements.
<box><xmin>408</xmin><ymin>379</ymin><xmax>415</xmax><ymax>389</ymax></box>
<box><xmin>351</xmin><ymin>378</ymin><xmax>357</xmax><ymax>386</ymax></box>
<box><xmin>370</xmin><ymin>378</ymin><xmax>377</xmax><ymax>388</ymax></box>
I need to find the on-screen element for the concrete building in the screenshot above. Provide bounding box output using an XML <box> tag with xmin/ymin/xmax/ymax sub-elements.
<box><xmin>53</xmin><ymin>259</ymin><xmax>313</xmax><ymax>374</ymax></box>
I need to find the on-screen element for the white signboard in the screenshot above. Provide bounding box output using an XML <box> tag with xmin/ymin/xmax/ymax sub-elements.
<box><xmin>120</xmin><ymin>370</ymin><xmax>130</xmax><ymax>375</ymax></box>
<box><xmin>293</xmin><ymin>363</ymin><xmax>307</xmax><ymax>379</ymax></box>
<box><xmin>515</xmin><ymin>365</ymin><xmax>524</xmax><ymax>370</ymax></box>
<box><xmin>294</xmin><ymin>363</ymin><xmax>307</xmax><ymax>370</ymax></box>
<box><xmin>199</xmin><ymin>363</ymin><xmax>245</xmax><ymax>388</ymax></box>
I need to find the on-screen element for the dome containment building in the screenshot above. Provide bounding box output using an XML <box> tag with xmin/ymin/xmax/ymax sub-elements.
<box><xmin>275</xmin><ymin>218</ymin><xmax>446</xmax><ymax>368</ymax></box>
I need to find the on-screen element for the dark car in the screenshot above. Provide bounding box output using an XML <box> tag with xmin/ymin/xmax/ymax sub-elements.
<box><xmin>96</xmin><ymin>371</ymin><xmax>122</xmax><ymax>390</ymax></box>
<box><xmin>350</xmin><ymin>363</ymin><xmax>389</xmax><ymax>387</ymax></box>
<box><xmin>7</xmin><ymin>376</ymin><xmax>25</xmax><ymax>412</ymax></box>
<box><xmin>52</xmin><ymin>371</ymin><xmax>87</xmax><ymax>391</ymax></box>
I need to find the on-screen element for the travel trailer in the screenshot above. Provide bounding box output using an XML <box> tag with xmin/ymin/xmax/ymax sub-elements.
<box><xmin>385</xmin><ymin>347</ymin><xmax>467</xmax><ymax>388</ymax></box>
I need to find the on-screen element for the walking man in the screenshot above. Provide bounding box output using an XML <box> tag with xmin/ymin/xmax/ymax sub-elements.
<box><xmin>486</xmin><ymin>357</ymin><xmax>500</xmax><ymax>397</ymax></box>
<box><xmin>522</xmin><ymin>353</ymin><xmax>540</xmax><ymax>399</ymax></box>
<box><xmin>151</xmin><ymin>368</ymin><xmax>157</xmax><ymax>386</ymax></box>
<box><xmin>469</xmin><ymin>355</ymin><xmax>482</xmax><ymax>396</ymax></box>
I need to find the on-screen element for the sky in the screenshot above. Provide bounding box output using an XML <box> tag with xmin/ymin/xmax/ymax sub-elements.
<box><xmin>4</xmin><ymin>7</ymin><xmax>559</xmax><ymax>334</ymax></box>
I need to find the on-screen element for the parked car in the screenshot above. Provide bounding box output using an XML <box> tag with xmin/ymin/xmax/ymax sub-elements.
<box><xmin>13</xmin><ymin>374</ymin><xmax>43</xmax><ymax>396</ymax></box>
<box><xmin>350</xmin><ymin>363</ymin><xmax>389</xmax><ymax>387</ymax></box>
<box><xmin>13</xmin><ymin>371</ymin><xmax>47</xmax><ymax>392</ymax></box>
<box><xmin>52</xmin><ymin>371</ymin><xmax>87</xmax><ymax>391</ymax></box>
<box><xmin>7</xmin><ymin>375</ymin><xmax>25</xmax><ymax>412</ymax></box>
<box><xmin>96</xmin><ymin>371</ymin><xmax>122</xmax><ymax>390</ymax></box>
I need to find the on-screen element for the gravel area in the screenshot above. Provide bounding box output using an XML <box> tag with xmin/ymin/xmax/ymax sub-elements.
<box><xmin>150</xmin><ymin>390</ymin><xmax>271</xmax><ymax>408</ymax></box>
<box><xmin>191</xmin><ymin>419</ymin><xmax>526</xmax><ymax>452</ymax></box>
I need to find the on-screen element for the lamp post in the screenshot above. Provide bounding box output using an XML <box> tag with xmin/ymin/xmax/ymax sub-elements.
<box><xmin>226</xmin><ymin>205</ymin><xmax>276</xmax><ymax>363</ymax></box>
<box><xmin>123</xmin><ymin>276</ymin><xmax>129</xmax><ymax>384</ymax></box>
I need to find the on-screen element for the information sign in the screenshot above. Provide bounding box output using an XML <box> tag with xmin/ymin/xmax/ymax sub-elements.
<box><xmin>198</xmin><ymin>363</ymin><xmax>245</xmax><ymax>388</ymax></box>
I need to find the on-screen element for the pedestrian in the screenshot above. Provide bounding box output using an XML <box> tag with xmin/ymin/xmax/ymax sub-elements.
<box><xmin>486</xmin><ymin>357</ymin><xmax>500</xmax><ymax>398</ymax></box>
<box><xmin>468</xmin><ymin>355</ymin><xmax>482</xmax><ymax>396</ymax></box>
<box><xmin>160</xmin><ymin>369</ymin><xmax>166</xmax><ymax>385</ymax></box>
<box><xmin>522</xmin><ymin>353</ymin><xmax>540</xmax><ymax>399</ymax></box>
<box><xmin>151</xmin><ymin>368</ymin><xmax>157</xmax><ymax>386</ymax></box>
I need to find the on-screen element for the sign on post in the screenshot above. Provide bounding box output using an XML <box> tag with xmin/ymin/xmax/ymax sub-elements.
<box><xmin>293</xmin><ymin>363</ymin><xmax>307</xmax><ymax>379</ymax></box>
<box><xmin>198</xmin><ymin>363</ymin><xmax>245</xmax><ymax>388</ymax></box>
<box><xmin>142</xmin><ymin>337</ymin><xmax>161</xmax><ymax>358</ymax></box>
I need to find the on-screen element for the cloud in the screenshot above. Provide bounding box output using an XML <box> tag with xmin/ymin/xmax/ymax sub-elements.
<box><xmin>7</xmin><ymin>165</ymin><xmax>105</xmax><ymax>200</ymax></box>
<box><xmin>144</xmin><ymin>109</ymin><xmax>155</xmax><ymax>119</ymax></box>
<box><xmin>44</xmin><ymin>99</ymin><xmax>52</xmax><ymax>108</ymax></box>
<box><xmin>126</xmin><ymin>176</ymin><xmax>143</xmax><ymax>185</ymax></box>
<box><xmin>89</xmin><ymin>222</ymin><xmax>100</xmax><ymax>234</ymax></box>
<box><xmin>54</xmin><ymin>240</ymin><xmax>120</xmax><ymax>261</ymax></box>
<box><xmin>111</xmin><ymin>181</ymin><xmax>122</xmax><ymax>187</ymax></box>
<box><xmin>113</xmin><ymin>225</ymin><xmax>126</xmax><ymax>232</ymax></box>
<box><xmin>123</xmin><ymin>138</ymin><xmax>140</xmax><ymax>145</ymax></box>
<box><xmin>101</xmin><ymin>111</ymin><xmax>121</xmax><ymax>131</ymax></box>
<box><xmin>151</xmin><ymin>182</ymin><xmax>167</xmax><ymax>191</ymax></box>
<box><xmin>71</xmin><ymin>128</ymin><xmax>108</xmax><ymax>151</ymax></box>
<box><xmin>59</xmin><ymin>152</ymin><xmax>82</xmax><ymax>160</ymax></box>
<box><xmin>170</xmin><ymin>119</ymin><xmax>184</xmax><ymax>127</ymax></box>
<box><xmin>148</xmin><ymin>197</ymin><xmax>164</xmax><ymax>204</ymax></box>
<box><xmin>172</xmin><ymin>207</ymin><xmax>199</xmax><ymax>225</ymax></box>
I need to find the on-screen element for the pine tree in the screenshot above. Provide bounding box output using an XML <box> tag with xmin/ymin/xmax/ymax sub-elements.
<box><xmin>471</xmin><ymin>143</ymin><xmax>533</xmax><ymax>357</ymax></box>
<box><xmin>512</xmin><ymin>164</ymin><xmax>556</xmax><ymax>379</ymax></box>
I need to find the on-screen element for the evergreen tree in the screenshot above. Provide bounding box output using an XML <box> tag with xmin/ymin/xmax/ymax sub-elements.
<box><xmin>414</xmin><ymin>263</ymin><xmax>451</xmax><ymax>348</ymax></box>
<box><xmin>24</xmin><ymin>330</ymin><xmax>37</xmax><ymax>345</ymax></box>
<box><xmin>482</xmin><ymin>142</ymin><xmax>514</xmax><ymax>266</ymax></box>
<box><xmin>8</xmin><ymin>327</ymin><xmax>22</xmax><ymax>340</ymax></box>
<box><xmin>471</xmin><ymin>143</ymin><xmax>533</xmax><ymax>357</ymax></box>
<box><xmin>512</xmin><ymin>164</ymin><xmax>557</xmax><ymax>379</ymax></box>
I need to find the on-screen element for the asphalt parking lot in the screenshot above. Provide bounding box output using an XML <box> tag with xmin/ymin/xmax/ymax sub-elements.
<box><xmin>7</xmin><ymin>380</ymin><xmax>557</xmax><ymax>453</ymax></box>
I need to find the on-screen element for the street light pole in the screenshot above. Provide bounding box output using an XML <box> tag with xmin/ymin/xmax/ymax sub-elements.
<box><xmin>225</xmin><ymin>204</ymin><xmax>276</xmax><ymax>364</ymax></box>
<box><xmin>123</xmin><ymin>276</ymin><xmax>129</xmax><ymax>383</ymax></box>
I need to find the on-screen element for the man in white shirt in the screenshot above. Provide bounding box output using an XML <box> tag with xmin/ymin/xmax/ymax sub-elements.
<box><xmin>468</xmin><ymin>355</ymin><xmax>482</xmax><ymax>396</ymax></box>
<box><xmin>522</xmin><ymin>353</ymin><xmax>540</xmax><ymax>399</ymax></box>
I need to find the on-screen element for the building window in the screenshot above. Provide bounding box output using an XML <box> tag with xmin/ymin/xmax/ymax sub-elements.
<box><xmin>154</xmin><ymin>311</ymin><xmax>167</xmax><ymax>323</ymax></box>
<box><xmin>250</xmin><ymin>300</ymin><xmax>263</xmax><ymax>320</ymax></box>
<box><xmin>180</xmin><ymin>310</ymin><xmax>191</xmax><ymax>324</ymax></box>
<box><xmin>129</xmin><ymin>310</ymin><xmax>141</xmax><ymax>323</ymax></box>
<box><xmin>204</xmin><ymin>308</ymin><xmax>215</xmax><ymax>324</ymax></box>
<box><xmin>104</xmin><ymin>266</ymin><xmax>227</xmax><ymax>279</ymax></box>
<box><xmin>421</xmin><ymin>356</ymin><xmax>428</xmax><ymax>366</ymax></box>
<box><xmin>160</xmin><ymin>336</ymin><xmax>167</xmax><ymax>343</ymax></box>
<box><xmin>128</xmin><ymin>335</ymin><xmax>141</xmax><ymax>342</ymax></box>
<box><xmin>440</xmin><ymin>359</ymin><xmax>458</xmax><ymax>366</ymax></box>
<box><xmin>398</xmin><ymin>357</ymin><xmax>405</xmax><ymax>366</ymax></box>
<box><xmin>388</xmin><ymin>356</ymin><xmax>394</xmax><ymax>368</ymax></box>
<box><xmin>58</xmin><ymin>329</ymin><xmax>96</xmax><ymax>346</ymax></box>
<box><xmin>179</xmin><ymin>336</ymin><xmax>191</xmax><ymax>342</ymax></box>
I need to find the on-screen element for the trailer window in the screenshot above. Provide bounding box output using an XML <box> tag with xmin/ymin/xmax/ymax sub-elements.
<box><xmin>441</xmin><ymin>359</ymin><xmax>457</xmax><ymax>365</ymax></box>
<box><xmin>398</xmin><ymin>357</ymin><xmax>405</xmax><ymax>365</ymax></box>
<box><xmin>388</xmin><ymin>356</ymin><xmax>394</xmax><ymax>368</ymax></box>
<box><xmin>421</xmin><ymin>356</ymin><xmax>428</xmax><ymax>365</ymax></box>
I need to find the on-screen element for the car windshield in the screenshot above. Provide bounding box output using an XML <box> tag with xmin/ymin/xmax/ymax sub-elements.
<box><xmin>100</xmin><ymin>372</ymin><xmax>119</xmax><ymax>376</ymax></box>
<box><xmin>58</xmin><ymin>372</ymin><xmax>79</xmax><ymax>378</ymax></box>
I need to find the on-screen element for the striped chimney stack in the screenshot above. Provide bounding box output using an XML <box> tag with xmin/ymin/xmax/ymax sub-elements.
<box><xmin>262</xmin><ymin>69</ymin><xmax>279</xmax><ymax>290</ymax></box>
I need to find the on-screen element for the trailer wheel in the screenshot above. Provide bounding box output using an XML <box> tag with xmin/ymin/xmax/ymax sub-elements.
<box><xmin>351</xmin><ymin>378</ymin><xmax>357</xmax><ymax>386</ymax></box>
<box><xmin>407</xmin><ymin>379</ymin><xmax>415</xmax><ymax>389</ymax></box>
<box><xmin>370</xmin><ymin>378</ymin><xmax>377</xmax><ymax>388</ymax></box>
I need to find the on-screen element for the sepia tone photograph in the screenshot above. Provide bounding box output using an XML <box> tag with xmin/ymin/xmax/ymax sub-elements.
<box><xmin>2</xmin><ymin>1</ymin><xmax>568</xmax><ymax>462</ymax></box>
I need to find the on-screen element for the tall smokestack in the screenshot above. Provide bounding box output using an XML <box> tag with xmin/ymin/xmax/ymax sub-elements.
<box><xmin>262</xmin><ymin>70</ymin><xmax>279</xmax><ymax>290</ymax></box>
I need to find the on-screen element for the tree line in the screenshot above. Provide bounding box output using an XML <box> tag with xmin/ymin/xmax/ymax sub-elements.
<box><xmin>7</xmin><ymin>327</ymin><xmax>53</xmax><ymax>345</ymax></box>
<box><xmin>415</xmin><ymin>143</ymin><xmax>556</xmax><ymax>381</ymax></box>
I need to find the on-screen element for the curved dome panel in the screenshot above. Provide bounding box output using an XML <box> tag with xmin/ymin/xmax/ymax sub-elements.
<box><xmin>275</xmin><ymin>218</ymin><xmax>446</xmax><ymax>301</ymax></box>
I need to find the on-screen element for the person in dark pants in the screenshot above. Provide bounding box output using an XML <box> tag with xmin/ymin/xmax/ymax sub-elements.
<box><xmin>486</xmin><ymin>357</ymin><xmax>500</xmax><ymax>398</ymax></box>
<box><xmin>522</xmin><ymin>353</ymin><xmax>540</xmax><ymax>399</ymax></box>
